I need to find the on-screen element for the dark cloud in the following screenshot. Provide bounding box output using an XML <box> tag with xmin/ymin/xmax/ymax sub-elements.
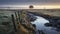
<box><xmin>0</xmin><ymin>0</ymin><xmax>60</xmax><ymax>5</ymax></box>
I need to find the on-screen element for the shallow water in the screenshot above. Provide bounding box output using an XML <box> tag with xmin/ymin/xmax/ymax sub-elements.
<box><xmin>31</xmin><ymin>16</ymin><xmax>60</xmax><ymax>34</ymax></box>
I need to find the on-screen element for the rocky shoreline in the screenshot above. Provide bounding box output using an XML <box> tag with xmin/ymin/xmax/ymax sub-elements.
<box><xmin>28</xmin><ymin>12</ymin><xmax>60</xmax><ymax>31</ymax></box>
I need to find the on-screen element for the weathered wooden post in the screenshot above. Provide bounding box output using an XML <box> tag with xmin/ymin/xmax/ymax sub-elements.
<box><xmin>11</xmin><ymin>14</ymin><xmax>17</xmax><ymax>32</ymax></box>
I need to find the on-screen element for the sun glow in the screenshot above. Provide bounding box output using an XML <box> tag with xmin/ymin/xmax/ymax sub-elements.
<box><xmin>34</xmin><ymin>5</ymin><xmax>60</xmax><ymax>9</ymax></box>
<box><xmin>0</xmin><ymin>5</ymin><xmax>60</xmax><ymax>9</ymax></box>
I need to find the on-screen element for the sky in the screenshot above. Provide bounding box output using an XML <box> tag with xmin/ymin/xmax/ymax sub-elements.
<box><xmin>0</xmin><ymin>0</ymin><xmax>60</xmax><ymax>5</ymax></box>
<box><xmin>0</xmin><ymin>0</ymin><xmax>60</xmax><ymax>9</ymax></box>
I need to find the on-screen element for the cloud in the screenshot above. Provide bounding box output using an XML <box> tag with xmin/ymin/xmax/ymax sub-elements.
<box><xmin>0</xmin><ymin>0</ymin><xmax>60</xmax><ymax>5</ymax></box>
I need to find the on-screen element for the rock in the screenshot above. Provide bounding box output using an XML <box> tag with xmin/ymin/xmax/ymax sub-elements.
<box><xmin>38</xmin><ymin>30</ymin><xmax>45</xmax><ymax>34</ymax></box>
<box><xmin>27</xmin><ymin>13</ymin><xmax>37</xmax><ymax>22</ymax></box>
<box><xmin>2</xmin><ymin>22</ymin><xmax>11</xmax><ymax>25</ymax></box>
<box><xmin>44</xmin><ymin>23</ymin><xmax>53</xmax><ymax>27</ymax></box>
<box><xmin>32</xmin><ymin>24</ymin><xmax>36</xmax><ymax>28</ymax></box>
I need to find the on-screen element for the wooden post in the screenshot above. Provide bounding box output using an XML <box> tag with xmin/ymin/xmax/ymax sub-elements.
<box><xmin>11</xmin><ymin>14</ymin><xmax>17</xmax><ymax>32</ymax></box>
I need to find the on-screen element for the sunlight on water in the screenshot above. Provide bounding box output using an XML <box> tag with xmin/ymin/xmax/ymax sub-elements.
<box><xmin>31</xmin><ymin>16</ymin><xmax>60</xmax><ymax>34</ymax></box>
<box><xmin>31</xmin><ymin>16</ymin><xmax>49</xmax><ymax>25</ymax></box>
<box><xmin>31</xmin><ymin>16</ymin><xmax>49</xmax><ymax>30</ymax></box>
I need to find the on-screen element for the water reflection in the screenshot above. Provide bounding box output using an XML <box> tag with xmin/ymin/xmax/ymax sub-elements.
<box><xmin>31</xmin><ymin>16</ymin><xmax>60</xmax><ymax>34</ymax></box>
